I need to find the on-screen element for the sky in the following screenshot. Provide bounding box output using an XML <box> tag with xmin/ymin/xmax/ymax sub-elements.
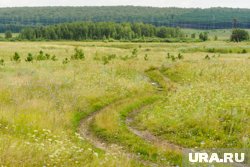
<box><xmin>0</xmin><ymin>0</ymin><xmax>250</xmax><ymax>8</ymax></box>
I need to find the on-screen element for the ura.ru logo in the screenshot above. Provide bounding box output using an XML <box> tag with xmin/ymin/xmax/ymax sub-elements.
<box><xmin>189</xmin><ymin>152</ymin><xmax>245</xmax><ymax>163</ymax></box>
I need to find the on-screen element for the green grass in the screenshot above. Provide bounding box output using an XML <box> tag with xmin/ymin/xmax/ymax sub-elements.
<box><xmin>0</xmin><ymin>40</ymin><xmax>249</xmax><ymax>166</ymax></box>
<box><xmin>133</xmin><ymin>56</ymin><xmax>250</xmax><ymax>149</ymax></box>
<box><xmin>90</xmin><ymin>95</ymin><xmax>182</xmax><ymax>166</ymax></box>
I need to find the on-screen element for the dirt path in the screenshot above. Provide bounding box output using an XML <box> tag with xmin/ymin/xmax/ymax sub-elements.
<box><xmin>78</xmin><ymin>71</ymin><xmax>184</xmax><ymax>167</ymax></box>
<box><xmin>78</xmin><ymin>100</ymin><xmax>160</xmax><ymax>167</ymax></box>
<box><xmin>126</xmin><ymin>108</ymin><xmax>190</xmax><ymax>153</ymax></box>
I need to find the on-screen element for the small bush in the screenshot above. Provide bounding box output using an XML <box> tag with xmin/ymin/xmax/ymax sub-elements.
<box><xmin>171</xmin><ymin>55</ymin><xmax>176</xmax><ymax>61</ymax></box>
<box><xmin>119</xmin><ymin>54</ymin><xmax>137</xmax><ymax>61</ymax></box>
<box><xmin>167</xmin><ymin>53</ymin><xmax>171</xmax><ymax>59</ymax></box>
<box><xmin>45</xmin><ymin>53</ymin><xmax>51</xmax><ymax>59</ymax></box>
<box><xmin>102</xmin><ymin>56</ymin><xmax>109</xmax><ymax>65</ymax></box>
<box><xmin>25</xmin><ymin>53</ymin><xmax>33</xmax><ymax>62</ymax></box>
<box><xmin>191</xmin><ymin>33</ymin><xmax>196</xmax><ymax>39</ymax></box>
<box><xmin>107</xmin><ymin>54</ymin><xmax>116</xmax><ymax>60</ymax></box>
<box><xmin>144</xmin><ymin>54</ymin><xmax>149</xmax><ymax>61</ymax></box>
<box><xmin>214</xmin><ymin>35</ymin><xmax>218</xmax><ymax>41</ymax></box>
<box><xmin>132</xmin><ymin>48</ymin><xmax>138</xmax><ymax>56</ymax></box>
<box><xmin>51</xmin><ymin>55</ymin><xmax>57</xmax><ymax>61</ymax></box>
<box><xmin>207</xmin><ymin>48</ymin><xmax>216</xmax><ymax>53</ymax></box>
<box><xmin>71</xmin><ymin>48</ymin><xmax>85</xmax><ymax>60</ymax></box>
<box><xmin>177</xmin><ymin>53</ymin><xmax>184</xmax><ymax>59</ymax></box>
<box><xmin>242</xmin><ymin>49</ymin><xmax>247</xmax><ymax>54</ymax></box>
<box><xmin>0</xmin><ymin>59</ymin><xmax>4</xmax><ymax>66</ymax></box>
<box><xmin>199</xmin><ymin>32</ymin><xmax>208</xmax><ymax>41</ymax></box>
<box><xmin>205</xmin><ymin>55</ymin><xmax>210</xmax><ymax>60</ymax></box>
<box><xmin>36</xmin><ymin>51</ymin><xmax>47</xmax><ymax>61</ymax></box>
<box><xmin>62</xmin><ymin>58</ymin><xmax>70</xmax><ymax>64</ymax></box>
<box><xmin>230</xmin><ymin>29</ymin><xmax>249</xmax><ymax>42</ymax></box>
<box><xmin>11</xmin><ymin>52</ymin><xmax>21</xmax><ymax>62</ymax></box>
<box><xmin>120</xmin><ymin>55</ymin><xmax>129</xmax><ymax>61</ymax></box>
<box><xmin>5</xmin><ymin>31</ymin><xmax>12</xmax><ymax>39</ymax></box>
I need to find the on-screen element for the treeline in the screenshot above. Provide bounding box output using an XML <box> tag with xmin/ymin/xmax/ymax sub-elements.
<box><xmin>19</xmin><ymin>22</ymin><xmax>183</xmax><ymax>40</ymax></box>
<box><xmin>1</xmin><ymin>7</ymin><xmax>250</xmax><ymax>32</ymax></box>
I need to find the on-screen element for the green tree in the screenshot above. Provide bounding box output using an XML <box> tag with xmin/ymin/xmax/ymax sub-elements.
<box><xmin>230</xmin><ymin>29</ymin><xmax>249</xmax><ymax>42</ymax></box>
<box><xmin>199</xmin><ymin>32</ymin><xmax>208</xmax><ymax>41</ymax></box>
<box><xmin>5</xmin><ymin>31</ymin><xmax>12</xmax><ymax>39</ymax></box>
<box><xmin>191</xmin><ymin>33</ymin><xmax>196</xmax><ymax>39</ymax></box>
<box><xmin>25</xmin><ymin>53</ymin><xmax>33</xmax><ymax>62</ymax></box>
<box><xmin>12</xmin><ymin>52</ymin><xmax>21</xmax><ymax>62</ymax></box>
<box><xmin>71</xmin><ymin>48</ymin><xmax>85</xmax><ymax>60</ymax></box>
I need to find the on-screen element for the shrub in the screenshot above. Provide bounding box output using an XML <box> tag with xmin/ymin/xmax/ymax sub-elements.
<box><xmin>132</xmin><ymin>48</ymin><xmax>138</xmax><ymax>56</ymax></box>
<box><xmin>51</xmin><ymin>55</ymin><xmax>57</xmax><ymax>61</ymax></box>
<box><xmin>36</xmin><ymin>51</ymin><xmax>47</xmax><ymax>61</ymax></box>
<box><xmin>205</xmin><ymin>55</ymin><xmax>210</xmax><ymax>60</ymax></box>
<box><xmin>214</xmin><ymin>35</ymin><xmax>218</xmax><ymax>41</ymax></box>
<box><xmin>167</xmin><ymin>53</ymin><xmax>171</xmax><ymax>59</ymax></box>
<box><xmin>230</xmin><ymin>29</ymin><xmax>249</xmax><ymax>42</ymax></box>
<box><xmin>191</xmin><ymin>33</ymin><xmax>196</xmax><ymax>39</ymax></box>
<box><xmin>177</xmin><ymin>53</ymin><xmax>184</xmax><ymax>59</ymax></box>
<box><xmin>207</xmin><ymin>48</ymin><xmax>216</xmax><ymax>53</ymax></box>
<box><xmin>11</xmin><ymin>52</ymin><xmax>21</xmax><ymax>62</ymax></box>
<box><xmin>62</xmin><ymin>58</ymin><xmax>70</xmax><ymax>64</ymax></box>
<box><xmin>242</xmin><ymin>49</ymin><xmax>247</xmax><ymax>54</ymax></box>
<box><xmin>5</xmin><ymin>31</ymin><xmax>12</xmax><ymax>39</ymax></box>
<box><xmin>45</xmin><ymin>53</ymin><xmax>51</xmax><ymax>59</ymax></box>
<box><xmin>0</xmin><ymin>59</ymin><xmax>4</xmax><ymax>66</ymax></box>
<box><xmin>199</xmin><ymin>32</ymin><xmax>208</xmax><ymax>41</ymax></box>
<box><xmin>144</xmin><ymin>54</ymin><xmax>149</xmax><ymax>61</ymax></box>
<box><xmin>25</xmin><ymin>53</ymin><xmax>33</xmax><ymax>62</ymax></box>
<box><xmin>171</xmin><ymin>55</ymin><xmax>176</xmax><ymax>61</ymax></box>
<box><xmin>119</xmin><ymin>54</ymin><xmax>137</xmax><ymax>61</ymax></box>
<box><xmin>71</xmin><ymin>48</ymin><xmax>85</xmax><ymax>60</ymax></box>
<box><xmin>120</xmin><ymin>55</ymin><xmax>129</xmax><ymax>61</ymax></box>
<box><xmin>102</xmin><ymin>56</ymin><xmax>109</xmax><ymax>65</ymax></box>
<box><xmin>107</xmin><ymin>54</ymin><xmax>116</xmax><ymax>60</ymax></box>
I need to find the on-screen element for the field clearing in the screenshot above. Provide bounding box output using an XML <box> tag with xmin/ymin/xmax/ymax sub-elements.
<box><xmin>0</xmin><ymin>41</ymin><xmax>249</xmax><ymax>166</ymax></box>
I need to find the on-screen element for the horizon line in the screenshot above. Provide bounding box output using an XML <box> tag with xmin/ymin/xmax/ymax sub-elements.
<box><xmin>0</xmin><ymin>5</ymin><xmax>249</xmax><ymax>10</ymax></box>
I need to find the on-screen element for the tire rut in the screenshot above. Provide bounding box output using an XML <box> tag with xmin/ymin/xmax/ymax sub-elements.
<box><xmin>78</xmin><ymin>100</ymin><xmax>160</xmax><ymax>167</ymax></box>
<box><xmin>126</xmin><ymin>108</ymin><xmax>190</xmax><ymax>153</ymax></box>
<box><xmin>78</xmin><ymin>70</ymin><xmax>183</xmax><ymax>167</ymax></box>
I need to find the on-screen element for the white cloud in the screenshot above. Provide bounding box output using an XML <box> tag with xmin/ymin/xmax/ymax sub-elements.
<box><xmin>0</xmin><ymin>0</ymin><xmax>250</xmax><ymax>8</ymax></box>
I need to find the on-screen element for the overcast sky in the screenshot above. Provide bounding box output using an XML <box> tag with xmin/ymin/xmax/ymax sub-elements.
<box><xmin>0</xmin><ymin>0</ymin><xmax>250</xmax><ymax>8</ymax></box>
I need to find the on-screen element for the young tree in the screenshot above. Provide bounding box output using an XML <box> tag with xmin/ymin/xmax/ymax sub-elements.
<box><xmin>0</xmin><ymin>59</ymin><xmax>4</xmax><ymax>66</ymax></box>
<box><xmin>191</xmin><ymin>33</ymin><xmax>196</xmax><ymax>39</ymax></box>
<box><xmin>5</xmin><ymin>31</ymin><xmax>12</xmax><ymax>39</ymax></box>
<box><xmin>25</xmin><ymin>53</ymin><xmax>33</xmax><ymax>62</ymax></box>
<box><xmin>230</xmin><ymin>29</ymin><xmax>249</xmax><ymax>42</ymax></box>
<box><xmin>11</xmin><ymin>52</ymin><xmax>21</xmax><ymax>62</ymax></box>
<box><xmin>199</xmin><ymin>32</ymin><xmax>208</xmax><ymax>41</ymax></box>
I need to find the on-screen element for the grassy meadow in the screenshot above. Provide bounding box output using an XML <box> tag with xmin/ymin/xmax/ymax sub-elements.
<box><xmin>0</xmin><ymin>40</ymin><xmax>249</xmax><ymax>166</ymax></box>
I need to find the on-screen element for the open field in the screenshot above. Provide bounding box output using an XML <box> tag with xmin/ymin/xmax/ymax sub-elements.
<box><xmin>0</xmin><ymin>41</ymin><xmax>249</xmax><ymax>166</ymax></box>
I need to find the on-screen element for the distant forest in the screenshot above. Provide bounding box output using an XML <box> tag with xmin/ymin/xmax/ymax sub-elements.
<box><xmin>1</xmin><ymin>6</ymin><xmax>250</xmax><ymax>32</ymax></box>
<box><xmin>20</xmin><ymin>22</ymin><xmax>183</xmax><ymax>40</ymax></box>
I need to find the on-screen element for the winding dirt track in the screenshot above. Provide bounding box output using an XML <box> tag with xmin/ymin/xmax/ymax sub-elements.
<box><xmin>78</xmin><ymin>72</ymin><xmax>186</xmax><ymax>167</ymax></box>
<box><xmin>126</xmin><ymin>108</ymin><xmax>189</xmax><ymax>153</ymax></box>
<box><xmin>79</xmin><ymin>70</ymin><xmax>248</xmax><ymax>167</ymax></box>
<box><xmin>78</xmin><ymin>100</ymin><xmax>159</xmax><ymax>167</ymax></box>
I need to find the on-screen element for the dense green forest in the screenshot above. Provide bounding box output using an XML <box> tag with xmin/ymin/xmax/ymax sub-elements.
<box><xmin>19</xmin><ymin>22</ymin><xmax>183</xmax><ymax>40</ymax></box>
<box><xmin>1</xmin><ymin>6</ymin><xmax>250</xmax><ymax>32</ymax></box>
